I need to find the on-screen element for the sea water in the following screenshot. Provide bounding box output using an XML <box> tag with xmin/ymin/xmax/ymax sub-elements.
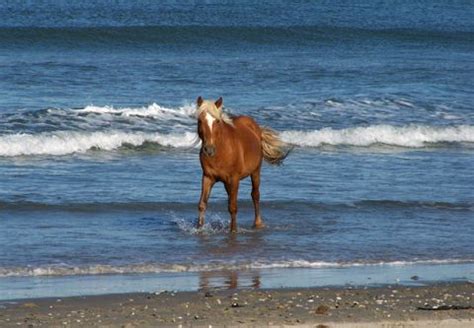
<box><xmin>0</xmin><ymin>1</ymin><xmax>473</xmax><ymax>300</ymax></box>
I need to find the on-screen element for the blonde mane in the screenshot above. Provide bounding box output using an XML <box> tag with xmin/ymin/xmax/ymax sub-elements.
<box><xmin>196</xmin><ymin>100</ymin><xmax>234</xmax><ymax>126</ymax></box>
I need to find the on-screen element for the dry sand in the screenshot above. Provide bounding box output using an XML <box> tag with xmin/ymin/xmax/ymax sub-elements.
<box><xmin>0</xmin><ymin>282</ymin><xmax>472</xmax><ymax>327</ymax></box>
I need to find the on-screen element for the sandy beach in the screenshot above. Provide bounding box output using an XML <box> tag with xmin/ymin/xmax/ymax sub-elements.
<box><xmin>1</xmin><ymin>282</ymin><xmax>472</xmax><ymax>327</ymax></box>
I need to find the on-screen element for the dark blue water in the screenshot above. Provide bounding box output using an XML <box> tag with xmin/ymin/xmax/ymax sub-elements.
<box><xmin>0</xmin><ymin>1</ymin><xmax>473</xmax><ymax>297</ymax></box>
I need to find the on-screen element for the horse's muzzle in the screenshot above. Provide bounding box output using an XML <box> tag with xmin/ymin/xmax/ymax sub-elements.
<box><xmin>202</xmin><ymin>145</ymin><xmax>216</xmax><ymax>157</ymax></box>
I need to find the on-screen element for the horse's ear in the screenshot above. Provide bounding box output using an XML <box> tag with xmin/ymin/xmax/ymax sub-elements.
<box><xmin>215</xmin><ymin>97</ymin><xmax>223</xmax><ymax>109</ymax></box>
<box><xmin>197</xmin><ymin>96</ymin><xmax>203</xmax><ymax>107</ymax></box>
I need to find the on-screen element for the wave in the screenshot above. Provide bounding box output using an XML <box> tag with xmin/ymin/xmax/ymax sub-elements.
<box><xmin>0</xmin><ymin>26</ymin><xmax>471</xmax><ymax>45</ymax></box>
<box><xmin>352</xmin><ymin>200</ymin><xmax>473</xmax><ymax>211</ymax></box>
<box><xmin>1</xmin><ymin>124</ymin><xmax>473</xmax><ymax>157</ymax></box>
<box><xmin>1</xmin><ymin>199</ymin><xmax>471</xmax><ymax>212</ymax></box>
<box><xmin>0</xmin><ymin>1</ymin><xmax>472</xmax><ymax>32</ymax></box>
<box><xmin>0</xmin><ymin>103</ymin><xmax>198</xmax><ymax>136</ymax></box>
<box><xmin>77</xmin><ymin>103</ymin><xmax>196</xmax><ymax>119</ymax></box>
<box><xmin>281</xmin><ymin>124</ymin><xmax>474</xmax><ymax>148</ymax></box>
<box><xmin>0</xmin><ymin>130</ymin><xmax>198</xmax><ymax>157</ymax></box>
<box><xmin>0</xmin><ymin>259</ymin><xmax>471</xmax><ymax>278</ymax></box>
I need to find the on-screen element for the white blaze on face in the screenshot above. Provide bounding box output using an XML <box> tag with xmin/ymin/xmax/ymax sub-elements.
<box><xmin>205</xmin><ymin>112</ymin><xmax>216</xmax><ymax>132</ymax></box>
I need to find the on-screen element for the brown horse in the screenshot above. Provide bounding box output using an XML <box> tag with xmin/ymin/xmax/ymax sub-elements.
<box><xmin>196</xmin><ymin>96</ymin><xmax>290</xmax><ymax>233</ymax></box>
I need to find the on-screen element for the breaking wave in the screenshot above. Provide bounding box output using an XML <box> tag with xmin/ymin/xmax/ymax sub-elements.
<box><xmin>281</xmin><ymin>124</ymin><xmax>474</xmax><ymax>148</ymax></box>
<box><xmin>1</xmin><ymin>99</ymin><xmax>473</xmax><ymax>158</ymax></box>
<box><xmin>77</xmin><ymin>103</ymin><xmax>196</xmax><ymax>119</ymax></box>
<box><xmin>0</xmin><ymin>130</ymin><xmax>199</xmax><ymax>156</ymax></box>
<box><xmin>1</xmin><ymin>124</ymin><xmax>473</xmax><ymax>157</ymax></box>
<box><xmin>0</xmin><ymin>259</ymin><xmax>471</xmax><ymax>278</ymax></box>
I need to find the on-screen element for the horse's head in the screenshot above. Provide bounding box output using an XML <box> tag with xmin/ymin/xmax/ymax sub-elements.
<box><xmin>196</xmin><ymin>96</ymin><xmax>228</xmax><ymax>157</ymax></box>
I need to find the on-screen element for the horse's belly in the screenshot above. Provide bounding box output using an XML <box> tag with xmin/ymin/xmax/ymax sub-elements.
<box><xmin>200</xmin><ymin>150</ymin><xmax>261</xmax><ymax>181</ymax></box>
<box><xmin>241</xmin><ymin>139</ymin><xmax>262</xmax><ymax>167</ymax></box>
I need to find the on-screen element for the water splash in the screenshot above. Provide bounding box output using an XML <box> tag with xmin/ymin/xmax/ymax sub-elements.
<box><xmin>172</xmin><ymin>213</ymin><xmax>229</xmax><ymax>235</ymax></box>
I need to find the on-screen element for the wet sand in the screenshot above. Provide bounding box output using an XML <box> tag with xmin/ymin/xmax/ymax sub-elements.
<box><xmin>0</xmin><ymin>282</ymin><xmax>472</xmax><ymax>327</ymax></box>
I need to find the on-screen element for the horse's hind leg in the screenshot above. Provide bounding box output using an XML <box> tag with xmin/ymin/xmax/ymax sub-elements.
<box><xmin>224</xmin><ymin>177</ymin><xmax>240</xmax><ymax>233</ymax></box>
<box><xmin>251</xmin><ymin>169</ymin><xmax>264</xmax><ymax>229</ymax></box>
<box><xmin>198</xmin><ymin>175</ymin><xmax>215</xmax><ymax>228</ymax></box>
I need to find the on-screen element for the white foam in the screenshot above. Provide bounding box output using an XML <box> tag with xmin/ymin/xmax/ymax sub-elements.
<box><xmin>77</xmin><ymin>103</ymin><xmax>196</xmax><ymax>119</ymax></box>
<box><xmin>0</xmin><ymin>259</ymin><xmax>470</xmax><ymax>277</ymax></box>
<box><xmin>394</xmin><ymin>99</ymin><xmax>415</xmax><ymax>107</ymax></box>
<box><xmin>281</xmin><ymin>124</ymin><xmax>474</xmax><ymax>148</ymax></box>
<box><xmin>0</xmin><ymin>131</ymin><xmax>199</xmax><ymax>157</ymax></box>
<box><xmin>2</xmin><ymin>124</ymin><xmax>473</xmax><ymax>157</ymax></box>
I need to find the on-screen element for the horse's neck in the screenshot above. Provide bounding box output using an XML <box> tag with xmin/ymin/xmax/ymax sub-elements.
<box><xmin>213</xmin><ymin>122</ymin><xmax>234</xmax><ymax>147</ymax></box>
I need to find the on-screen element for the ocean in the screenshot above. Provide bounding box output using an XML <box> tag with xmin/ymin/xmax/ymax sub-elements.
<box><xmin>0</xmin><ymin>1</ymin><xmax>473</xmax><ymax>300</ymax></box>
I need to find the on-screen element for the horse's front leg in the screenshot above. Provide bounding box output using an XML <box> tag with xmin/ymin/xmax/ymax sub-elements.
<box><xmin>224</xmin><ymin>177</ymin><xmax>240</xmax><ymax>233</ymax></box>
<box><xmin>198</xmin><ymin>175</ymin><xmax>215</xmax><ymax>228</ymax></box>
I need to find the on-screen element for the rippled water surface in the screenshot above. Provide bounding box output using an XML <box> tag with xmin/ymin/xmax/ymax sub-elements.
<box><xmin>0</xmin><ymin>1</ymin><xmax>473</xmax><ymax>296</ymax></box>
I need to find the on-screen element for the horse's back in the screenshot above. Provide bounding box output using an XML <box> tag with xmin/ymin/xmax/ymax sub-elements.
<box><xmin>233</xmin><ymin>116</ymin><xmax>261</xmax><ymax>139</ymax></box>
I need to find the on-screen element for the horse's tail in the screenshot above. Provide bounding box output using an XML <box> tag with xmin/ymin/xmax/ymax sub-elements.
<box><xmin>261</xmin><ymin>127</ymin><xmax>292</xmax><ymax>165</ymax></box>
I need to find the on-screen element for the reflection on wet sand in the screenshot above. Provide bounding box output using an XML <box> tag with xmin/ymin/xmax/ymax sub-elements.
<box><xmin>199</xmin><ymin>271</ymin><xmax>261</xmax><ymax>290</ymax></box>
<box><xmin>196</xmin><ymin>231</ymin><xmax>266</xmax><ymax>257</ymax></box>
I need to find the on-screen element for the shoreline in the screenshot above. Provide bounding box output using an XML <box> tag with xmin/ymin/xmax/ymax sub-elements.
<box><xmin>2</xmin><ymin>262</ymin><xmax>473</xmax><ymax>301</ymax></box>
<box><xmin>1</xmin><ymin>282</ymin><xmax>472</xmax><ymax>327</ymax></box>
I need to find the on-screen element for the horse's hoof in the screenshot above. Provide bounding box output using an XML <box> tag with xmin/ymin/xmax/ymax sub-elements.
<box><xmin>253</xmin><ymin>222</ymin><xmax>265</xmax><ymax>229</ymax></box>
<box><xmin>196</xmin><ymin>218</ymin><xmax>204</xmax><ymax>229</ymax></box>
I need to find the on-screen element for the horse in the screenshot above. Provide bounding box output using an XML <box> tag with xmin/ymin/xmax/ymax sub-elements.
<box><xmin>195</xmin><ymin>96</ymin><xmax>290</xmax><ymax>233</ymax></box>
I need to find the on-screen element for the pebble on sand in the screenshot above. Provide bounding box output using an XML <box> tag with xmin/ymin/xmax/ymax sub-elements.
<box><xmin>315</xmin><ymin>305</ymin><xmax>330</xmax><ymax>315</ymax></box>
